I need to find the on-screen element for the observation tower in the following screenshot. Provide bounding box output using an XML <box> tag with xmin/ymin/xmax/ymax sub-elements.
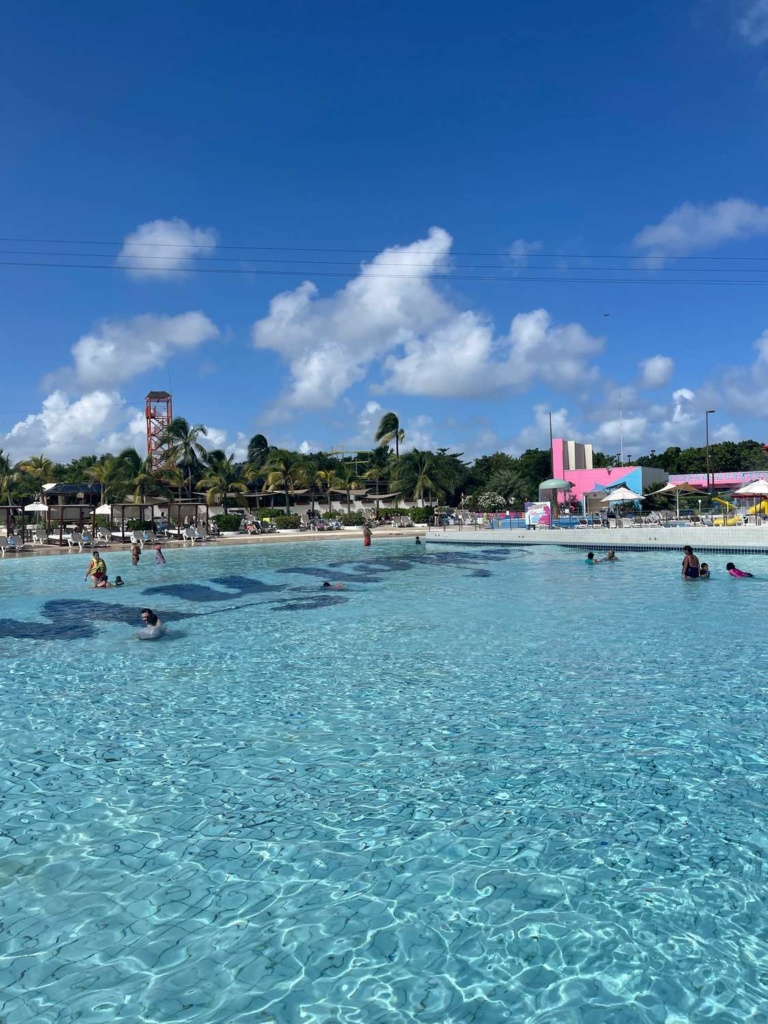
<box><xmin>145</xmin><ymin>391</ymin><xmax>173</xmax><ymax>470</ymax></box>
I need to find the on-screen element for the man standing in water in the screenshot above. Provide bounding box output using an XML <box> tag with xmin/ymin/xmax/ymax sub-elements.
<box><xmin>363</xmin><ymin>523</ymin><xmax>372</xmax><ymax>547</ymax></box>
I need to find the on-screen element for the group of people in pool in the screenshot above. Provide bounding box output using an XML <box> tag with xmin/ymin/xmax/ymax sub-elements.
<box><xmin>585</xmin><ymin>550</ymin><xmax>619</xmax><ymax>563</ymax></box>
<box><xmin>84</xmin><ymin>550</ymin><xmax>124</xmax><ymax>588</ymax></box>
<box><xmin>682</xmin><ymin>546</ymin><xmax>753</xmax><ymax>579</ymax></box>
<box><xmin>585</xmin><ymin>546</ymin><xmax>754</xmax><ymax>579</ymax></box>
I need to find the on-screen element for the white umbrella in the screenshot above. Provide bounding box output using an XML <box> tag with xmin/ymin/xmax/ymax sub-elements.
<box><xmin>733</xmin><ymin>479</ymin><xmax>768</xmax><ymax>523</ymax></box>
<box><xmin>648</xmin><ymin>481</ymin><xmax>707</xmax><ymax>519</ymax></box>
<box><xmin>24</xmin><ymin>501</ymin><xmax>48</xmax><ymax>512</ymax></box>
<box><xmin>733</xmin><ymin>480</ymin><xmax>768</xmax><ymax>497</ymax></box>
<box><xmin>600</xmin><ymin>485</ymin><xmax>643</xmax><ymax>503</ymax></box>
<box><xmin>95</xmin><ymin>503</ymin><xmax>112</xmax><ymax>515</ymax></box>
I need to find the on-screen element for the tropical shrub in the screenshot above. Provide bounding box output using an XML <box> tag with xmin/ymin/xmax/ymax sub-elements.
<box><xmin>213</xmin><ymin>513</ymin><xmax>241</xmax><ymax>532</ymax></box>
<box><xmin>271</xmin><ymin>513</ymin><xmax>301</xmax><ymax>530</ymax></box>
<box><xmin>125</xmin><ymin>518</ymin><xmax>154</xmax><ymax>531</ymax></box>
<box><xmin>339</xmin><ymin>511</ymin><xmax>365</xmax><ymax>526</ymax></box>
<box><xmin>470</xmin><ymin>492</ymin><xmax>508</xmax><ymax>513</ymax></box>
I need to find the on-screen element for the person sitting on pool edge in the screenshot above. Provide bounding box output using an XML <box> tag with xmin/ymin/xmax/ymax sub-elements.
<box><xmin>585</xmin><ymin>551</ymin><xmax>600</xmax><ymax>564</ymax></box>
<box><xmin>682</xmin><ymin>545</ymin><xmax>700</xmax><ymax>579</ymax></box>
<box><xmin>726</xmin><ymin>562</ymin><xmax>753</xmax><ymax>578</ymax></box>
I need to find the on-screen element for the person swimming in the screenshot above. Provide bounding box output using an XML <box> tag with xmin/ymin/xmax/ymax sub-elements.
<box><xmin>726</xmin><ymin>562</ymin><xmax>753</xmax><ymax>578</ymax></box>
<box><xmin>682</xmin><ymin>546</ymin><xmax>700</xmax><ymax>579</ymax></box>
<box><xmin>321</xmin><ymin>581</ymin><xmax>345</xmax><ymax>590</ymax></box>
<box><xmin>700</xmin><ymin>563</ymin><xmax>710</xmax><ymax>578</ymax></box>
<box><xmin>605</xmin><ymin>550</ymin><xmax>619</xmax><ymax>561</ymax></box>
<box><xmin>114</xmin><ymin>576</ymin><xmax>124</xmax><ymax>587</ymax></box>
<box><xmin>585</xmin><ymin>551</ymin><xmax>600</xmax><ymax>564</ymax></box>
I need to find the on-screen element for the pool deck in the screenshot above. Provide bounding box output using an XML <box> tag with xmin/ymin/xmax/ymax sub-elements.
<box><xmin>0</xmin><ymin>527</ymin><xmax>428</xmax><ymax>559</ymax></box>
<box><xmin>426</xmin><ymin>524</ymin><xmax>768</xmax><ymax>554</ymax></box>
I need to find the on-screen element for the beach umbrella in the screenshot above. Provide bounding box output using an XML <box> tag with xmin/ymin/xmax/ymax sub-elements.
<box><xmin>732</xmin><ymin>479</ymin><xmax>768</xmax><ymax>523</ymax></box>
<box><xmin>732</xmin><ymin>480</ymin><xmax>768</xmax><ymax>497</ymax></box>
<box><xmin>648</xmin><ymin>482</ymin><xmax>707</xmax><ymax>519</ymax></box>
<box><xmin>600</xmin><ymin>485</ymin><xmax>643</xmax><ymax>503</ymax></box>
<box><xmin>24</xmin><ymin>501</ymin><xmax>48</xmax><ymax>512</ymax></box>
<box><xmin>95</xmin><ymin>503</ymin><xmax>112</xmax><ymax>515</ymax></box>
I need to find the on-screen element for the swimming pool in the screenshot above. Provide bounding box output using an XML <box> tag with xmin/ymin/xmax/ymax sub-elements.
<box><xmin>1</xmin><ymin>540</ymin><xmax>767</xmax><ymax>1022</ymax></box>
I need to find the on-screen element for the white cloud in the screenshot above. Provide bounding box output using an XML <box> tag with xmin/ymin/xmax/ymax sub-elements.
<box><xmin>737</xmin><ymin>0</ymin><xmax>768</xmax><ymax>45</ymax></box>
<box><xmin>594</xmin><ymin>416</ymin><xmax>649</xmax><ymax>447</ymax></box>
<box><xmin>117</xmin><ymin>218</ymin><xmax>218</xmax><ymax>278</ymax></box>
<box><xmin>2</xmin><ymin>390</ymin><xmax>235</xmax><ymax>464</ymax></box>
<box><xmin>46</xmin><ymin>311</ymin><xmax>220</xmax><ymax>392</ymax></box>
<box><xmin>633</xmin><ymin>198</ymin><xmax>768</xmax><ymax>257</ymax></box>
<box><xmin>512</xmin><ymin>404</ymin><xmax>579</xmax><ymax>453</ymax></box>
<box><xmin>723</xmin><ymin>328</ymin><xmax>768</xmax><ymax>415</ymax></box>
<box><xmin>507</xmin><ymin>238</ymin><xmax>543</xmax><ymax>267</ymax></box>
<box><xmin>251</xmin><ymin>227</ymin><xmax>603</xmax><ymax>411</ymax></box>
<box><xmin>3</xmin><ymin>390</ymin><xmax>134</xmax><ymax>462</ymax></box>
<box><xmin>252</xmin><ymin>227</ymin><xmax>453</xmax><ymax>412</ymax></box>
<box><xmin>638</xmin><ymin>355</ymin><xmax>674</xmax><ymax>389</ymax></box>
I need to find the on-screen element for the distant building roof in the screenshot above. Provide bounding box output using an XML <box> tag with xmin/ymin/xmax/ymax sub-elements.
<box><xmin>146</xmin><ymin>390</ymin><xmax>172</xmax><ymax>399</ymax></box>
<box><xmin>41</xmin><ymin>483</ymin><xmax>101</xmax><ymax>496</ymax></box>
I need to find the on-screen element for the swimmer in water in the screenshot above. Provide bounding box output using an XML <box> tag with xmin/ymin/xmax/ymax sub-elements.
<box><xmin>699</xmin><ymin>563</ymin><xmax>710</xmax><ymax>578</ymax></box>
<box><xmin>140</xmin><ymin>608</ymin><xmax>164</xmax><ymax>628</ymax></box>
<box><xmin>726</xmin><ymin>562</ymin><xmax>753</xmax><ymax>578</ymax></box>
<box><xmin>585</xmin><ymin>551</ymin><xmax>600</xmax><ymax>564</ymax></box>
<box><xmin>321</xmin><ymin>581</ymin><xmax>345</xmax><ymax>590</ymax></box>
<box><xmin>604</xmin><ymin>550</ymin><xmax>619</xmax><ymax>561</ymax></box>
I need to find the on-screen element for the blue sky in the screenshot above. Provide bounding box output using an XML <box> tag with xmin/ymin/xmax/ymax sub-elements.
<box><xmin>4</xmin><ymin>0</ymin><xmax>768</xmax><ymax>464</ymax></box>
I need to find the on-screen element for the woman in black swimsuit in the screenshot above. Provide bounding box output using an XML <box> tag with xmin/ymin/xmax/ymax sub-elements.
<box><xmin>682</xmin><ymin>545</ymin><xmax>700</xmax><ymax>579</ymax></box>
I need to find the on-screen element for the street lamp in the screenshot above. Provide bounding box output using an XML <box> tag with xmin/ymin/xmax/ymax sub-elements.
<box><xmin>705</xmin><ymin>410</ymin><xmax>716</xmax><ymax>496</ymax></box>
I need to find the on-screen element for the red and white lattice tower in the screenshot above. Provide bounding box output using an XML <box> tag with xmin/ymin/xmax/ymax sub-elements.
<box><xmin>145</xmin><ymin>391</ymin><xmax>173</xmax><ymax>470</ymax></box>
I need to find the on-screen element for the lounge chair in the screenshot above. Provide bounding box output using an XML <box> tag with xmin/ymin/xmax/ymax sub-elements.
<box><xmin>32</xmin><ymin>527</ymin><xmax>49</xmax><ymax>545</ymax></box>
<box><xmin>6</xmin><ymin>536</ymin><xmax>25</xmax><ymax>553</ymax></box>
<box><xmin>67</xmin><ymin>531</ymin><xmax>89</xmax><ymax>552</ymax></box>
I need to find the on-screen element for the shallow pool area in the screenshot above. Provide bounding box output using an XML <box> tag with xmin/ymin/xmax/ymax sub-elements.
<box><xmin>2</xmin><ymin>540</ymin><xmax>768</xmax><ymax>1023</ymax></box>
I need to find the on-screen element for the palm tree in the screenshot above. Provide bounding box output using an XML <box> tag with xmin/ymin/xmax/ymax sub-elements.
<box><xmin>86</xmin><ymin>455</ymin><xmax>122</xmax><ymax>504</ymax></box>
<box><xmin>0</xmin><ymin>450</ymin><xmax>17</xmax><ymax>506</ymax></box>
<box><xmin>197</xmin><ymin>450</ymin><xmax>248</xmax><ymax>511</ymax></box>
<box><xmin>160</xmin><ymin>417</ymin><xmax>209</xmax><ymax>498</ymax></box>
<box><xmin>18</xmin><ymin>454</ymin><xmax>55</xmax><ymax>496</ymax></box>
<box><xmin>375</xmin><ymin>412</ymin><xmax>405</xmax><ymax>459</ymax></box>
<box><xmin>262</xmin><ymin>450</ymin><xmax>307</xmax><ymax>513</ymax></box>
<box><xmin>314</xmin><ymin>468</ymin><xmax>337</xmax><ymax>513</ymax></box>
<box><xmin>486</xmin><ymin>469</ymin><xmax>527</xmax><ymax>506</ymax></box>
<box><xmin>246</xmin><ymin>433</ymin><xmax>272</xmax><ymax>469</ymax></box>
<box><xmin>390</xmin><ymin>449</ymin><xmax>439</xmax><ymax>506</ymax></box>
<box><xmin>331</xmin><ymin>463</ymin><xmax>359</xmax><ymax>514</ymax></box>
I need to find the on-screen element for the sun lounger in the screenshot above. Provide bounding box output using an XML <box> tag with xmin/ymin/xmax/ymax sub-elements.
<box><xmin>67</xmin><ymin>531</ymin><xmax>90</xmax><ymax>552</ymax></box>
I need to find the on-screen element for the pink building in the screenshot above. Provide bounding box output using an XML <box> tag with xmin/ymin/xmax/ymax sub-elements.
<box><xmin>551</xmin><ymin>439</ymin><xmax>667</xmax><ymax>503</ymax></box>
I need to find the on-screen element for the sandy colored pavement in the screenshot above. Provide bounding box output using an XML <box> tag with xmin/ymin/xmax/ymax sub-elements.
<box><xmin>1</xmin><ymin>528</ymin><xmax>429</xmax><ymax>559</ymax></box>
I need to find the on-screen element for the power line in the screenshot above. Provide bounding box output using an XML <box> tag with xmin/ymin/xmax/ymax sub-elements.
<box><xmin>7</xmin><ymin>247</ymin><xmax>768</xmax><ymax>274</ymax></box>
<box><xmin>4</xmin><ymin>234</ymin><xmax>768</xmax><ymax>262</ymax></box>
<box><xmin>3</xmin><ymin>258</ymin><xmax>768</xmax><ymax>285</ymax></box>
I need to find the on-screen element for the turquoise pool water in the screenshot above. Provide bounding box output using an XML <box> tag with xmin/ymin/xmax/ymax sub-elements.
<box><xmin>1</xmin><ymin>539</ymin><xmax>768</xmax><ymax>1023</ymax></box>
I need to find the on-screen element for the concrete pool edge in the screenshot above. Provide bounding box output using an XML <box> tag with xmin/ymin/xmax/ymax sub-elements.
<box><xmin>425</xmin><ymin>524</ymin><xmax>768</xmax><ymax>555</ymax></box>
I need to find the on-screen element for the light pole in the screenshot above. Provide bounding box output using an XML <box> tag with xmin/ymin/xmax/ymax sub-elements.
<box><xmin>705</xmin><ymin>409</ymin><xmax>716</xmax><ymax>497</ymax></box>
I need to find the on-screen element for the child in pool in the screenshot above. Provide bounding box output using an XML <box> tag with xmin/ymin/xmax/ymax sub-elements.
<box><xmin>726</xmin><ymin>562</ymin><xmax>753</xmax><ymax>578</ymax></box>
<box><xmin>700</xmin><ymin>563</ymin><xmax>710</xmax><ymax>578</ymax></box>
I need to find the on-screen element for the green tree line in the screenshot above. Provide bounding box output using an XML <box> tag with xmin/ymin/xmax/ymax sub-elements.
<box><xmin>1</xmin><ymin>412</ymin><xmax>766</xmax><ymax>511</ymax></box>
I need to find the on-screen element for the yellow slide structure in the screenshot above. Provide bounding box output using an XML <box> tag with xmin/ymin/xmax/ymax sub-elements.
<box><xmin>712</xmin><ymin>496</ymin><xmax>742</xmax><ymax>526</ymax></box>
<box><xmin>747</xmin><ymin>499</ymin><xmax>768</xmax><ymax>516</ymax></box>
